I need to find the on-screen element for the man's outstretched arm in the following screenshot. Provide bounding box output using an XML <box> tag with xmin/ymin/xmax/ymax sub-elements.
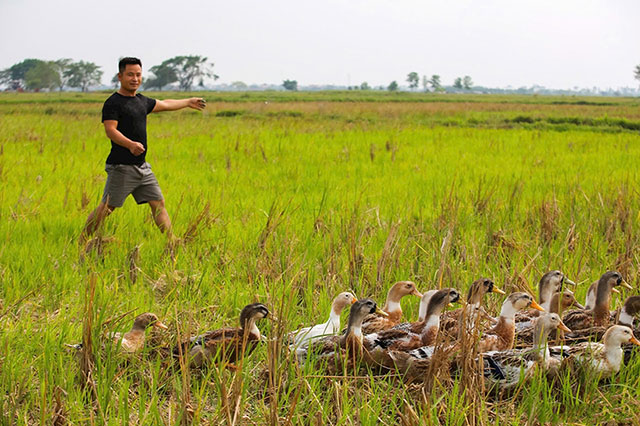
<box><xmin>152</xmin><ymin>98</ymin><xmax>206</xmax><ymax>113</ymax></box>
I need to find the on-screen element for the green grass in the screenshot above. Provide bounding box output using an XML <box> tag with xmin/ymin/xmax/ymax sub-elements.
<box><xmin>1</xmin><ymin>91</ymin><xmax>640</xmax><ymax>424</ymax></box>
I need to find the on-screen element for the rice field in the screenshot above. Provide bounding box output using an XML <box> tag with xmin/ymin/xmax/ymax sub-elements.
<box><xmin>1</xmin><ymin>91</ymin><xmax>640</xmax><ymax>425</ymax></box>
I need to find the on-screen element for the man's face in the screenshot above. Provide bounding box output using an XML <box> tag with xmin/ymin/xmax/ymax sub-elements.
<box><xmin>118</xmin><ymin>64</ymin><xmax>142</xmax><ymax>92</ymax></box>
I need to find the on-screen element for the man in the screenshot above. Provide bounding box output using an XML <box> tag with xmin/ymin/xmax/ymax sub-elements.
<box><xmin>80</xmin><ymin>57</ymin><xmax>206</xmax><ymax>247</ymax></box>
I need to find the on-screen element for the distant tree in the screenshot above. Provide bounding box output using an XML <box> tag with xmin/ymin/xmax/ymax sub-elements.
<box><xmin>406</xmin><ymin>72</ymin><xmax>419</xmax><ymax>90</ymax></box>
<box><xmin>0</xmin><ymin>59</ymin><xmax>43</xmax><ymax>90</ymax></box>
<box><xmin>282</xmin><ymin>79</ymin><xmax>298</xmax><ymax>91</ymax></box>
<box><xmin>421</xmin><ymin>75</ymin><xmax>429</xmax><ymax>92</ymax></box>
<box><xmin>65</xmin><ymin>61</ymin><xmax>103</xmax><ymax>92</ymax></box>
<box><xmin>387</xmin><ymin>81</ymin><xmax>398</xmax><ymax>91</ymax></box>
<box><xmin>231</xmin><ymin>81</ymin><xmax>248</xmax><ymax>90</ymax></box>
<box><xmin>111</xmin><ymin>73</ymin><xmax>120</xmax><ymax>89</ymax></box>
<box><xmin>463</xmin><ymin>75</ymin><xmax>473</xmax><ymax>90</ymax></box>
<box><xmin>145</xmin><ymin>62</ymin><xmax>178</xmax><ymax>90</ymax></box>
<box><xmin>635</xmin><ymin>65</ymin><xmax>640</xmax><ymax>86</ymax></box>
<box><xmin>429</xmin><ymin>75</ymin><xmax>443</xmax><ymax>92</ymax></box>
<box><xmin>360</xmin><ymin>81</ymin><xmax>370</xmax><ymax>90</ymax></box>
<box><xmin>51</xmin><ymin>58</ymin><xmax>72</xmax><ymax>91</ymax></box>
<box><xmin>453</xmin><ymin>77</ymin><xmax>463</xmax><ymax>89</ymax></box>
<box><xmin>25</xmin><ymin>61</ymin><xmax>60</xmax><ymax>91</ymax></box>
<box><xmin>159</xmin><ymin>55</ymin><xmax>218</xmax><ymax>91</ymax></box>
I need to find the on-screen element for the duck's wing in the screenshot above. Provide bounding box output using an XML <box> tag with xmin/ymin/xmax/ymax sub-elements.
<box><xmin>365</xmin><ymin>329</ymin><xmax>421</xmax><ymax>352</ymax></box>
<box><xmin>290</xmin><ymin>322</ymin><xmax>333</xmax><ymax>347</ymax></box>
<box><xmin>296</xmin><ymin>335</ymin><xmax>341</xmax><ymax>364</ymax></box>
<box><xmin>361</xmin><ymin>316</ymin><xmax>396</xmax><ymax>334</ymax></box>
<box><xmin>562</xmin><ymin>309</ymin><xmax>593</xmax><ymax>332</ymax></box>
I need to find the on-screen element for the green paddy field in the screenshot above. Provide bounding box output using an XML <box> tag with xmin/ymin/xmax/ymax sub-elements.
<box><xmin>1</xmin><ymin>91</ymin><xmax>640</xmax><ymax>424</ymax></box>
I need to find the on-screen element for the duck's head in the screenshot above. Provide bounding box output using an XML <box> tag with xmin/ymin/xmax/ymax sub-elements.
<box><xmin>556</xmin><ymin>290</ymin><xmax>584</xmax><ymax>310</ymax></box>
<box><xmin>505</xmin><ymin>292</ymin><xmax>545</xmax><ymax>312</ymax></box>
<box><xmin>540</xmin><ymin>270</ymin><xmax>574</xmax><ymax>294</ymax></box>
<box><xmin>539</xmin><ymin>313</ymin><xmax>571</xmax><ymax>333</ymax></box>
<box><xmin>239</xmin><ymin>303</ymin><xmax>270</xmax><ymax>328</ymax></box>
<box><xmin>599</xmin><ymin>271</ymin><xmax>631</xmax><ymax>295</ymax></box>
<box><xmin>132</xmin><ymin>313</ymin><xmax>169</xmax><ymax>331</ymax></box>
<box><xmin>332</xmin><ymin>292</ymin><xmax>357</xmax><ymax>313</ymax></box>
<box><xmin>426</xmin><ymin>288</ymin><xmax>460</xmax><ymax>316</ymax></box>
<box><xmin>603</xmin><ymin>325</ymin><xmax>640</xmax><ymax>347</ymax></box>
<box><xmin>467</xmin><ymin>278</ymin><xmax>504</xmax><ymax>303</ymax></box>
<box><xmin>348</xmin><ymin>298</ymin><xmax>387</xmax><ymax>326</ymax></box>
<box><xmin>387</xmin><ymin>281</ymin><xmax>423</xmax><ymax>302</ymax></box>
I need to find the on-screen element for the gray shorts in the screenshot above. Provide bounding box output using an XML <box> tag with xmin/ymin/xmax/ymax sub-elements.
<box><xmin>102</xmin><ymin>162</ymin><xmax>164</xmax><ymax>207</ymax></box>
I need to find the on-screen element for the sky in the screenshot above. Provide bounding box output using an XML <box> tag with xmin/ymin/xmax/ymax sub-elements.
<box><xmin>1</xmin><ymin>0</ymin><xmax>639</xmax><ymax>89</ymax></box>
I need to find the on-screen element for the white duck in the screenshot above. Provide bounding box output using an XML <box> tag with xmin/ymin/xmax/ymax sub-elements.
<box><xmin>288</xmin><ymin>292</ymin><xmax>357</xmax><ymax>348</ymax></box>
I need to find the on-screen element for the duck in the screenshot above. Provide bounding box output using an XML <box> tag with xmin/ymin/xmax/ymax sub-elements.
<box><xmin>563</xmin><ymin>271</ymin><xmax>622</xmax><ymax>332</ymax></box>
<box><xmin>515</xmin><ymin>291</ymin><xmax>583</xmax><ymax>346</ymax></box>
<box><xmin>613</xmin><ymin>295</ymin><xmax>640</xmax><ymax>328</ymax></box>
<box><xmin>537</xmin><ymin>270</ymin><xmax>576</xmax><ymax>311</ymax></box>
<box><xmin>584</xmin><ymin>273</ymin><xmax>632</xmax><ymax>309</ymax></box>
<box><xmin>514</xmin><ymin>270</ymin><xmax>575</xmax><ymax>326</ymax></box>
<box><xmin>173</xmin><ymin>303</ymin><xmax>269</xmax><ymax>368</ymax></box>
<box><xmin>477</xmin><ymin>293</ymin><xmax>544</xmax><ymax>353</ymax></box>
<box><xmin>288</xmin><ymin>292</ymin><xmax>357</xmax><ymax>348</ymax></box>
<box><xmin>560</xmin><ymin>325</ymin><xmax>640</xmax><ymax>377</ymax></box>
<box><xmin>364</xmin><ymin>288</ymin><xmax>461</xmax><ymax>355</ymax></box>
<box><xmin>360</xmin><ymin>281</ymin><xmax>423</xmax><ymax>334</ymax></box>
<box><xmin>440</xmin><ymin>278</ymin><xmax>504</xmax><ymax>338</ymax></box>
<box><xmin>65</xmin><ymin>312</ymin><xmax>169</xmax><ymax>353</ymax></box>
<box><xmin>295</xmin><ymin>298</ymin><xmax>386</xmax><ymax>366</ymax></box>
<box><xmin>482</xmin><ymin>313</ymin><xmax>571</xmax><ymax>391</ymax></box>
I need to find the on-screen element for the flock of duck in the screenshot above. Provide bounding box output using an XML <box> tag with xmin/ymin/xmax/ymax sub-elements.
<box><xmin>71</xmin><ymin>270</ymin><xmax>640</xmax><ymax>390</ymax></box>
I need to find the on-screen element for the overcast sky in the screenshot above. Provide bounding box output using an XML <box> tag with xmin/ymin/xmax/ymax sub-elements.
<box><xmin>1</xmin><ymin>0</ymin><xmax>638</xmax><ymax>89</ymax></box>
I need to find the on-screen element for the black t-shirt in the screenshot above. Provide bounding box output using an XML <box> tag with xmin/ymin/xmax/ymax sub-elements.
<box><xmin>102</xmin><ymin>92</ymin><xmax>157</xmax><ymax>165</ymax></box>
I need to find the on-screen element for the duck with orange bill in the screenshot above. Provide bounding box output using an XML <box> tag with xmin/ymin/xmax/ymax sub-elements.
<box><xmin>360</xmin><ymin>281</ymin><xmax>423</xmax><ymax>334</ymax></box>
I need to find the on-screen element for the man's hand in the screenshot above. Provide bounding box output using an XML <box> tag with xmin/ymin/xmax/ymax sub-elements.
<box><xmin>187</xmin><ymin>97</ymin><xmax>207</xmax><ymax>111</ymax></box>
<box><xmin>128</xmin><ymin>141</ymin><xmax>145</xmax><ymax>156</ymax></box>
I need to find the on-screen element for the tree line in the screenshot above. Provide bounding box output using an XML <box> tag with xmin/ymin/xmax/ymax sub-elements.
<box><xmin>0</xmin><ymin>55</ymin><xmax>217</xmax><ymax>92</ymax></box>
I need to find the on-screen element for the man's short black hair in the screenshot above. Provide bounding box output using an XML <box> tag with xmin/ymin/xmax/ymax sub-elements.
<box><xmin>118</xmin><ymin>57</ymin><xmax>142</xmax><ymax>73</ymax></box>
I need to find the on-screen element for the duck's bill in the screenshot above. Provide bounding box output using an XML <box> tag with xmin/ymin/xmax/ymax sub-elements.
<box><xmin>630</xmin><ymin>336</ymin><xmax>640</xmax><ymax>346</ymax></box>
<box><xmin>611</xmin><ymin>287</ymin><xmax>621</xmax><ymax>294</ymax></box>
<box><xmin>572</xmin><ymin>301</ymin><xmax>585</xmax><ymax>310</ymax></box>
<box><xmin>448</xmin><ymin>302</ymin><xmax>455</xmax><ymax>307</ymax></box>
<box><xmin>530</xmin><ymin>300</ymin><xmax>545</xmax><ymax>311</ymax></box>
<box><xmin>412</xmin><ymin>290</ymin><xmax>424</xmax><ymax>298</ymax></box>
<box><xmin>376</xmin><ymin>308</ymin><xmax>390</xmax><ymax>317</ymax></box>
<box><xmin>621</xmin><ymin>280</ymin><xmax>633</xmax><ymax>290</ymax></box>
<box><xmin>564</xmin><ymin>278</ymin><xmax>576</xmax><ymax>286</ymax></box>
<box><xmin>351</xmin><ymin>296</ymin><xmax>358</xmax><ymax>304</ymax></box>
<box><xmin>154</xmin><ymin>321</ymin><xmax>169</xmax><ymax>330</ymax></box>
<box><xmin>557</xmin><ymin>321</ymin><xmax>571</xmax><ymax>333</ymax></box>
<box><xmin>492</xmin><ymin>287</ymin><xmax>506</xmax><ymax>295</ymax></box>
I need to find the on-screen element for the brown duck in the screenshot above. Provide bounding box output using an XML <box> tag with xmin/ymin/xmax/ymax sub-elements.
<box><xmin>174</xmin><ymin>303</ymin><xmax>269</xmax><ymax>367</ymax></box>
<box><xmin>563</xmin><ymin>271</ymin><xmax>622</xmax><ymax>332</ymax></box>
<box><xmin>360</xmin><ymin>281</ymin><xmax>422</xmax><ymax>334</ymax></box>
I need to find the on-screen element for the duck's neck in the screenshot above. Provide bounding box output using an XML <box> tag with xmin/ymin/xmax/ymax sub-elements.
<box><xmin>539</xmin><ymin>287</ymin><xmax>554</xmax><ymax>311</ymax></box>
<box><xmin>384</xmin><ymin>300</ymin><xmax>401</xmax><ymax>315</ymax></box>
<box><xmin>468</xmin><ymin>286</ymin><xmax>483</xmax><ymax>305</ymax></box>
<box><xmin>418</xmin><ymin>300</ymin><xmax>428</xmax><ymax>323</ymax></box>
<box><xmin>421</xmin><ymin>314</ymin><xmax>440</xmax><ymax>333</ymax></box>
<box><xmin>245</xmin><ymin>318</ymin><xmax>261</xmax><ymax>339</ymax></box>
<box><xmin>491</xmin><ymin>316</ymin><xmax>516</xmax><ymax>350</ymax></box>
<box><xmin>604</xmin><ymin>340</ymin><xmax>624</xmax><ymax>371</ymax></box>
<box><xmin>328</xmin><ymin>306</ymin><xmax>342</xmax><ymax>330</ymax></box>
<box><xmin>532</xmin><ymin>325</ymin><xmax>551</xmax><ymax>361</ymax></box>
<box><xmin>499</xmin><ymin>303</ymin><xmax>518</xmax><ymax>323</ymax></box>
<box><xmin>618</xmin><ymin>306</ymin><xmax>634</xmax><ymax>328</ymax></box>
<box><xmin>592</xmin><ymin>281</ymin><xmax>613</xmax><ymax>326</ymax></box>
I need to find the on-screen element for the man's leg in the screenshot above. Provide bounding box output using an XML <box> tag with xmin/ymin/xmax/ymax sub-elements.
<box><xmin>148</xmin><ymin>199</ymin><xmax>172</xmax><ymax>235</ymax></box>
<box><xmin>80</xmin><ymin>202</ymin><xmax>116</xmax><ymax>244</ymax></box>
